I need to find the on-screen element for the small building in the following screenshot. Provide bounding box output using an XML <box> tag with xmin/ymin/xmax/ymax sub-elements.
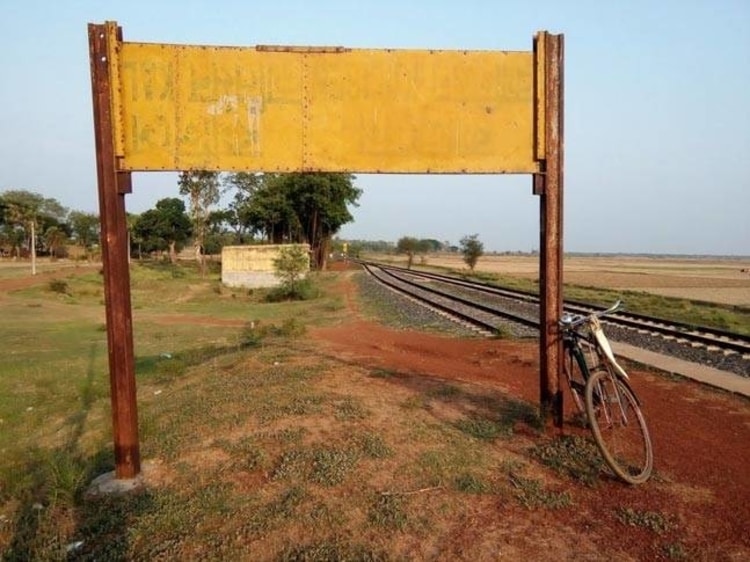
<box><xmin>221</xmin><ymin>244</ymin><xmax>310</xmax><ymax>288</ymax></box>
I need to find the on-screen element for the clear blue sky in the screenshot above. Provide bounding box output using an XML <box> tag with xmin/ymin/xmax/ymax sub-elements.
<box><xmin>1</xmin><ymin>0</ymin><xmax>748</xmax><ymax>255</ymax></box>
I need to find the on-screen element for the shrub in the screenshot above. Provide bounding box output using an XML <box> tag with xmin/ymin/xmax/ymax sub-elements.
<box><xmin>48</xmin><ymin>279</ymin><xmax>69</xmax><ymax>295</ymax></box>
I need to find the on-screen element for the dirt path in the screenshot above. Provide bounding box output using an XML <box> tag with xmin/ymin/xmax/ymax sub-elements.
<box><xmin>309</xmin><ymin>272</ymin><xmax>750</xmax><ymax>560</ymax></box>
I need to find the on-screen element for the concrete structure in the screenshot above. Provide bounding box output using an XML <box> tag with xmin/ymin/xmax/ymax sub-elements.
<box><xmin>221</xmin><ymin>244</ymin><xmax>310</xmax><ymax>289</ymax></box>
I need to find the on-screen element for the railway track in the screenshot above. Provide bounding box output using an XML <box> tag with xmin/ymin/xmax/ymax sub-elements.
<box><xmin>357</xmin><ymin>261</ymin><xmax>750</xmax><ymax>380</ymax></box>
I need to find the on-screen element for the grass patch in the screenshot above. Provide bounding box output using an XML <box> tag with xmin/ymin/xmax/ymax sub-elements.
<box><xmin>455</xmin><ymin>416</ymin><xmax>510</xmax><ymax>441</ymax></box>
<box><xmin>453</xmin><ymin>472</ymin><xmax>492</xmax><ymax>494</ymax></box>
<box><xmin>278</xmin><ymin>540</ymin><xmax>390</xmax><ymax>561</ymax></box>
<box><xmin>528</xmin><ymin>435</ymin><xmax>604</xmax><ymax>486</ymax></box>
<box><xmin>334</xmin><ymin>397</ymin><xmax>368</xmax><ymax>421</ymax></box>
<box><xmin>272</xmin><ymin>445</ymin><xmax>361</xmax><ymax>486</ymax></box>
<box><xmin>368</xmin><ymin>494</ymin><xmax>408</xmax><ymax>531</ymax></box>
<box><xmin>509</xmin><ymin>472</ymin><xmax>572</xmax><ymax>509</ymax></box>
<box><xmin>616</xmin><ymin>507</ymin><xmax>675</xmax><ymax>534</ymax></box>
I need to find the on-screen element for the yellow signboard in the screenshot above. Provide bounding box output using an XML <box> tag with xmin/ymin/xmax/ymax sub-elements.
<box><xmin>115</xmin><ymin>42</ymin><xmax>538</xmax><ymax>173</ymax></box>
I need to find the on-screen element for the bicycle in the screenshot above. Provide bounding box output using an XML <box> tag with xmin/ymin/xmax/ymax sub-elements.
<box><xmin>560</xmin><ymin>301</ymin><xmax>653</xmax><ymax>484</ymax></box>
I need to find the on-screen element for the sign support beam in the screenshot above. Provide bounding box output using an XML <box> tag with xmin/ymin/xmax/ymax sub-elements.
<box><xmin>88</xmin><ymin>23</ymin><xmax>141</xmax><ymax>479</ymax></box>
<box><xmin>534</xmin><ymin>32</ymin><xmax>565</xmax><ymax>426</ymax></box>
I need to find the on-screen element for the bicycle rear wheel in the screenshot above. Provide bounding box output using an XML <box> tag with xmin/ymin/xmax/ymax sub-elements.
<box><xmin>585</xmin><ymin>370</ymin><xmax>653</xmax><ymax>484</ymax></box>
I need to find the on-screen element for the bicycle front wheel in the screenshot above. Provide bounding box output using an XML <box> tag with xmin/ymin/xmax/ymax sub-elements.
<box><xmin>585</xmin><ymin>370</ymin><xmax>653</xmax><ymax>484</ymax></box>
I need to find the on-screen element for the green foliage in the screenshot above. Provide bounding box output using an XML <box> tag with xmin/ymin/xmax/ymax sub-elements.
<box><xmin>529</xmin><ymin>435</ymin><xmax>604</xmax><ymax>486</ymax></box>
<box><xmin>240</xmin><ymin>173</ymin><xmax>361</xmax><ymax>269</ymax></box>
<box><xmin>454</xmin><ymin>472</ymin><xmax>492</xmax><ymax>494</ymax></box>
<box><xmin>272</xmin><ymin>245</ymin><xmax>310</xmax><ymax>296</ymax></box>
<box><xmin>616</xmin><ymin>507</ymin><xmax>675</xmax><ymax>534</ymax></box>
<box><xmin>266</xmin><ymin>278</ymin><xmax>319</xmax><ymax>302</ymax></box>
<box><xmin>0</xmin><ymin>189</ymin><xmax>69</xmax><ymax>258</ymax></box>
<box><xmin>509</xmin><ymin>472</ymin><xmax>572</xmax><ymax>509</ymax></box>
<box><xmin>132</xmin><ymin>198</ymin><xmax>192</xmax><ymax>260</ymax></box>
<box><xmin>455</xmin><ymin>416</ymin><xmax>510</xmax><ymax>441</ymax></box>
<box><xmin>459</xmin><ymin>234</ymin><xmax>484</xmax><ymax>271</ymax></box>
<box><xmin>279</xmin><ymin>541</ymin><xmax>390</xmax><ymax>561</ymax></box>
<box><xmin>68</xmin><ymin>211</ymin><xmax>99</xmax><ymax>250</ymax></box>
<box><xmin>178</xmin><ymin>170</ymin><xmax>222</xmax><ymax>271</ymax></box>
<box><xmin>368</xmin><ymin>494</ymin><xmax>408</xmax><ymax>531</ymax></box>
<box><xmin>47</xmin><ymin>278</ymin><xmax>69</xmax><ymax>295</ymax></box>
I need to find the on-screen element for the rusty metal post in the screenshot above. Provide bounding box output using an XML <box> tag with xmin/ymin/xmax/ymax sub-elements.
<box><xmin>534</xmin><ymin>33</ymin><xmax>565</xmax><ymax>426</ymax></box>
<box><xmin>88</xmin><ymin>23</ymin><xmax>141</xmax><ymax>479</ymax></box>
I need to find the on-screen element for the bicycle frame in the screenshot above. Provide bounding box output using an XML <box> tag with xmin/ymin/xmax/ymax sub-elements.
<box><xmin>560</xmin><ymin>300</ymin><xmax>641</xmax><ymax>409</ymax></box>
<box><xmin>560</xmin><ymin>301</ymin><xmax>653</xmax><ymax>484</ymax></box>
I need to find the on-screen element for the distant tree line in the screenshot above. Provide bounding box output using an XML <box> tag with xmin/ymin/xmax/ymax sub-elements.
<box><xmin>2</xmin><ymin>177</ymin><xmax>487</xmax><ymax>273</ymax></box>
<box><xmin>1</xmin><ymin>172</ymin><xmax>361</xmax><ymax>271</ymax></box>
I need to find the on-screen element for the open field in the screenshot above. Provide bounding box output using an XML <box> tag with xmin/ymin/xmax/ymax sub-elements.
<box><xmin>0</xmin><ymin>260</ymin><xmax>748</xmax><ymax>560</ymax></box>
<box><xmin>369</xmin><ymin>253</ymin><xmax>750</xmax><ymax>307</ymax></box>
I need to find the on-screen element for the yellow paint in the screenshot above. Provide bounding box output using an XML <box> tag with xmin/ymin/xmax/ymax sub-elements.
<box><xmin>534</xmin><ymin>31</ymin><xmax>547</xmax><ymax>161</ymax></box>
<box><xmin>116</xmin><ymin>42</ymin><xmax>539</xmax><ymax>173</ymax></box>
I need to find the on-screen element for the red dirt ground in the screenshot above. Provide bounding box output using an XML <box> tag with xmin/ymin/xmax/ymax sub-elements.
<box><xmin>308</xmin><ymin>267</ymin><xmax>750</xmax><ymax>560</ymax></box>
<box><xmin>4</xmin><ymin>263</ymin><xmax>748</xmax><ymax>559</ymax></box>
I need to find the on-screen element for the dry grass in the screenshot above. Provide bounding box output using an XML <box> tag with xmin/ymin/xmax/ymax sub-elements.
<box><xmin>374</xmin><ymin>253</ymin><xmax>750</xmax><ymax>306</ymax></box>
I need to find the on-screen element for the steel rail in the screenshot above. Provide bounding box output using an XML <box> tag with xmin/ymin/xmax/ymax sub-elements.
<box><xmin>361</xmin><ymin>263</ymin><xmax>502</xmax><ymax>333</ymax></box>
<box><xmin>357</xmin><ymin>260</ymin><xmax>750</xmax><ymax>356</ymax></box>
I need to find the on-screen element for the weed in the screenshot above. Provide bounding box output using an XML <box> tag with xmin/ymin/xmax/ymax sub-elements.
<box><xmin>428</xmin><ymin>384</ymin><xmax>461</xmax><ymax>398</ymax></box>
<box><xmin>369</xmin><ymin>368</ymin><xmax>397</xmax><ymax>379</ymax></box>
<box><xmin>216</xmin><ymin>437</ymin><xmax>266</xmax><ymax>471</ymax></box>
<box><xmin>455</xmin><ymin>416</ymin><xmax>510</xmax><ymax>441</ymax></box>
<box><xmin>311</xmin><ymin>447</ymin><xmax>360</xmax><ymax>486</ymax></box>
<box><xmin>417</xmin><ymin>447</ymin><xmax>485</xmax><ymax>488</ymax></box>
<box><xmin>239</xmin><ymin>318</ymin><xmax>307</xmax><ymax>348</ymax></box>
<box><xmin>509</xmin><ymin>472</ymin><xmax>572</xmax><ymax>509</ymax></box>
<box><xmin>491</xmin><ymin>325</ymin><xmax>514</xmax><ymax>339</ymax></box>
<box><xmin>255</xmin><ymin>486</ymin><xmax>307</xmax><ymax>528</ymax></box>
<box><xmin>44</xmin><ymin>450</ymin><xmax>88</xmax><ymax>506</ymax></box>
<box><xmin>48</xmin><ymin>279</ymin><xmax>69</xmax><ymax>295</ymax></box>
<box><xmin>368</xmin><ymin>494</ymin><xmax>408</xmax><ymax>531</ymax></box>
<box><xmin>528</xmin><ymin>435</ymin><xmax>604</xmax><ymax>486</ymax></box>
<box><xmin>616</xmin><ymin>507</ymin><xmax>675</xmax><ymax>534</ymax></box>
<box><xmin>279</xmin><ymin>540</ymin><xmax>390</xmax><ymax>561</ymax></box>
<box><xmin>272</xmin><ymin>449</ymin><xmax>310</xmax><ymax>481</ymax></box>
<box><xmin>454</xmin><ymin>472</ymin><xmax>491</xmax><ymax>494</ymax></box>
<box><xmin>355</xmin><ymin>433</ymin><xmax>393</xmax><ymax>459</ymax></box>
<box><xmin>661</xmin><ymin>542</ymin><xmax>690</xmax><ymax>559</ymax></box>
<box><xmin>266</xmin><ymin>278</ymin><xmax>320</xmax><ymax>302</ymax></box>
<box><xmin>334</xmin><ymin>397</ymin><xmax>368</xmax><ymax>421</ymax></box>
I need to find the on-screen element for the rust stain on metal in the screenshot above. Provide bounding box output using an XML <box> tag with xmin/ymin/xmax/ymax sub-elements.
<box><xmin>89</xmin><ymin>22</ymin><xmax>141</xmax><ymax>479</ymax></box>
<box><xmin>535</xmin><ymin>32</ymin><xmax>565</xmax><ymax>425</ymax></box>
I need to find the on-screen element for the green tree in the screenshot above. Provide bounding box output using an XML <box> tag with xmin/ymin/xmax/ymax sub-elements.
<box><xmin>460</xmin><ymin>234</ymin><xmax>484</xmax><ymax>272</ymax></box>
<box><xmin>44</xmin><ymin>226</ymin><xmax>68</xmax><ymax>260</ymax></box>
<box><xmin>272</xmin><ymin>245</ymin><xmax>310</xmax><ymax>299</ymax></box>
<box><xmin>243</xmin><ymin>176</ymin><xmax>300</xmax><ymax>244</ymax></box>
<box><xmin>133</xmin><ymin>198</ymin><xmax>192</xmax><ymax>263</ymax></box>
<box><xmin>0</xmin><ymin>190</ymin><xmax>67</xmax><ymax>271</ymax></box>
<box><xmin>68</xmin><ymin>211</ymin><xmax>100</xmax><ymax>260</ymax></box>
<box><xmin>178</xmin><ymin>170</ymin><xmax>222</xmax><ymax>274</ymax></box>
<box><xmin>273</xmin><ymin>173</ymin><xmax>361</xmax><ymax>270</ymax></box>
<box><xmin>396</xmin><ymin>236</ymin><xmax>420</xmax><ymax>269</ymax></box>
<box><xmin>223</xmin><ymin>172</ymin><xmax>264</xmax><ymax>243</ymax></box>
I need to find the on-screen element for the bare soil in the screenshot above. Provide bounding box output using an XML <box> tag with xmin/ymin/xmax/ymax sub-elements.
<box><xmin>4</xmin><ymin>261</ymin><xmax>748</xmax><ymax>559</ymax></box>
<box><xmin>309</xmin><ymin>266</ymin><xmax>750</xmax><ymax>560</ymax></box>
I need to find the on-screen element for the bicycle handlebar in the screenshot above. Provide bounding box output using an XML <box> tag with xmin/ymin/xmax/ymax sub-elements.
<box><xmin>559</xmin><ymin>300</ymin><xmax>623</xmax><ymax>330</ymax></box>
